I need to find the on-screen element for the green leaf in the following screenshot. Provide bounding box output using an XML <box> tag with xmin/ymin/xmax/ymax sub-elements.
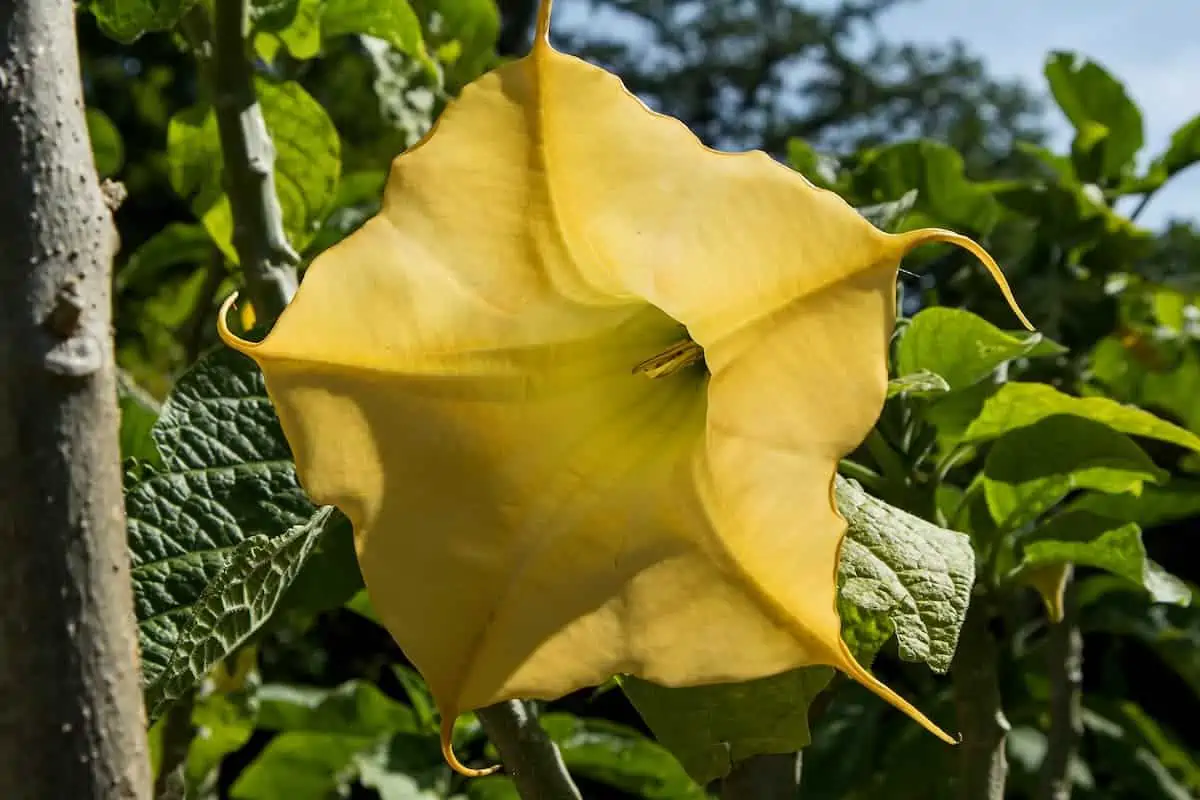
<box><xmin>88</xmin><ymin>0</ymin><xmax>196</xmax><ymax>42</ymax></box>
<box><xmin>983</xmin><ymin>415</ymin><xmax>1167</xmax><ymax>530</ymax></box>
<box><xmin>1085</xmin><ymin>600</ymin><xmax>1200</xmax><ymax>700</ymax></box>
<box><xmin>186</xmin><ymin>692</ymin><xmax>257</xmax><ymax>789</ymax></box>
<box><xmin>623</xmin><ymin>477</ymin><xmax>973</xmax><ymax>784</ymax></box>
<box><xmin>622</xmin><ymin>668</ymin><xmax>833</xmax><ymax>787</ymax></box>
<box><xmin>230</xmin><ymin>732</ymin><xmax>373</xmax><ymax>800</ymax></box>
<box><xmin>853</xmin><ymin>140</ymin><xmax>998</xmax><ymax>232</ymax></box>
<box><xmin>858</xmin><ymin>189</ymin><xmax>918</xmax><ymax>234</ymax></box>
<box><xmin>127</xmin><ymin>347</ymin><xmax>316</xmax><ymax>695</ymax></box>
<box><xmin>887</xmin><ymin>369</ymin><xmax>950</xmax><ymax>398</ymax></box>
<box><xmin>1015</xmin><ymin>511</ymin><xmax>1189</xmax><ymax>605</ymax></box>
<box><xmin>1152</xmin><ymin>113</ymin><xmax>1200</xmax><ymax>179</ymax></box>
<box><xmin>116</xmin><ymin>222</ymin><xmax>214</xmax><ymax>293</ymax></box>
<box><xmin>787</xmin><ymin>138</ymin><xmax>840</xmax><ymax>189</ymax></box>
<box><xmin>256</xmin><ymin>681</ymin><xmax>418</xmax><ymax>736</ymax></box>
<box><xmin>1045</xmin><ymin>52</ymin><xmax>1144</xmax><ymax>181</ymax></box>
<box><xmin>86</xmin><ymin>108</ymin><xmax>125</xmax><ymax>178</ymax></box>
<box><xmin>537</xmin><ymin>714</ymin><xmax>706</xmax><ymax>799</ymax></box>
<box><xmin>412</xmin><ymin>0</ymin><xmax>499</xmax><ymax>87</ymax></box>
<box><xmin>1084</xmin><ymin>704</ymin><xmax>1198</xmax><ymax>800</ymax></box>
<box><xmin>1070</xmin><ymin>480</ymin><xmax>1200</xmax><ymax>528</ymax></box>
<box><xmin>323</xmin><ymin>0</ymin><xmax>424</xmax><ymax>56</ymax></box>
<box><xmin>117</xmin><ymin>371</ymin><xmax>162</xmax><ymax>464</ymax></box>
<box><xmin>963</xmin><ymin>382</ymin><xmax>1200</xmax><ymax>454</ymax></box>
<box><xmin>254</xmin><ymin>0</ymin><xmax>323</xmax><ymax>60</ymax></box>
<box><xmin>145</xmin><ymin>507</ymin><xmax>336</xmax><ymax>719</ymax></box>
<box><xmin>166</xmin><ymin>80</ymin><xmax>340</xmax><ymax>259</ymax></box>
<box><xmin>835</xmin><ymin>476</ymin><xmax>974</xmax><ymax>673</ymax></box>
<box><xmin>897</xmin><ymin>308</ymin><xmax>1062</xmax><ymax>391</ymax></box>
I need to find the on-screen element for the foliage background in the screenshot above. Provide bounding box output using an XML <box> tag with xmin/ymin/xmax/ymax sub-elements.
<box><xmin>81</xmin><ymin>0</ymin><xmax>1200</xmax><ymax>797</ymax></box>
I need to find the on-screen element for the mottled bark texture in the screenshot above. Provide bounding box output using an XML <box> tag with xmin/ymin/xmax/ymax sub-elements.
<box><xmin>0</xmin><ymin>1</ymin><xmax>151</xmax><ymax>797</ymax></box>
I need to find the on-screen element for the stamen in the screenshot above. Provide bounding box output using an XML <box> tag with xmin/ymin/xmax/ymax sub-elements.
<box><xmin>633</xmin><ymin>339</ymin><xmax>706</xmax><ymax>379</ymax></box>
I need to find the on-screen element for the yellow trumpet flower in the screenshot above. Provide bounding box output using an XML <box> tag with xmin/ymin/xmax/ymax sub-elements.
<box><xmin>219</xmin><ymin>0</ymin><xmax>1030</xmax><ymax>775</ymax></box>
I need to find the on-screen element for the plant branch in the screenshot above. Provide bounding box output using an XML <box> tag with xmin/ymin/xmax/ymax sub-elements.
<box><xmin>719</xmin><ymin>752</ymin><xmax>802</xmax><ymax>800</ymax></box>
<box><xmin>1037</xmin><ymin>572</ymin><xmax>1083</xmax><ymax>800</ymax></box>
<box><xmin>211</xmin><ymin>0</ymin><xmax>298</xmax><ymax>323</ymax></box>
<box><xmin>952</xmin><ymin>597</ymin><xmax>1010</xmax><ymax>800</ymax></box>
<box><xmin>476</xmin><ymin>701</ymin><xmax>582</xmax><ymax>800</ymax></box>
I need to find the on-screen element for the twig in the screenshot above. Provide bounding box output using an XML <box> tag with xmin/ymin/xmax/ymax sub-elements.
<box><xmin>1037</xmin><ymin>572</ymin><xmax>1083</xmax><ymax>800</ymax></box>
<box><xmin>476</xmin><ymin>700</ymin><xmax>582</xmax><ymax>800</ymax></box>
<box><xmin>719</xmin><ymin>752</ymin><xmax>802</xmax><ymax>800</ymax></box>
<box><xmin>210</xmin><ymin>0</ymin><xmax>298</xmax><ymax>323</ymax></box>
<box><xmin>952</xmin><ymin>597</ymin><xmax>1010</xmax><ymax>800</ymax></box>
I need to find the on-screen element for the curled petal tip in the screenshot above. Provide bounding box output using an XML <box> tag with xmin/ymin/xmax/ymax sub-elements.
<box><xmin>216</xmin><ymin>291</ymin><xmax>260</xmax><ymax>353</ymax></box>
<box><xmin>441</xmin><ymin>716</ymin><xmax>501</xmax><ymax>778</ymax></box>
<box><xmin>894</xmin><ymin>228</ymin><xmax>1035</xmax><ymax>333</ymax></box>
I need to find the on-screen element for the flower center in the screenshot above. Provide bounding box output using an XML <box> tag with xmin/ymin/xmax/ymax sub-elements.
<box><xmin>633</xmin><ymin>338</ymin><xmax>706</xmax><ymax>379</ymax></box>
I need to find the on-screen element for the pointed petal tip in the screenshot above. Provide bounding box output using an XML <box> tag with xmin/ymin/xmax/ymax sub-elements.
<box><xmin>441</xmin><ymin>715</ymin><xmax>502</xmax><ymax>778</ymax></box>
<box><xmin>216</xmin><ymin>291</ymin><xmax>260</xmax><ymax>355</ymax></box>
<box><xmin>893</xmin><ymin>228</ymin><xmax>1035</xmax><ymax>333</ymax></box>
<box><xmin>835</xmin><ymin>640</ymin><xmax>959</xmax><ymax>745</ymax></box>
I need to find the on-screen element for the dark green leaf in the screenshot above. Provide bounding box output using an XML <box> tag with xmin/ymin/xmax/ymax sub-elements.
<box><xmin>858</xmin><ymin>189</ymin><xmax>918</xmax><ymax>234</ymax></box>
<box><xmin>86</xmin><ymin>108</ymin><xmax>124</xmax><ymax>178</ymax></box>
<box><xmin>1070</xmin><ymin>480</ymin><xmax>1200</xmax><ymax>528</ymax></box>
<box><xmin>1045</xmin><ymin>52</ymin><xmax>1143</xmax><ymax>180</ymax></box>
<box><xmin>624</xmin><ymin>477</ymin><xmax>973</xmax><ymax>784</ymax></box>
<box><xmin>127</xmin><ymin>348</ymin><xmax>316</xmax><ymax>694</ymax></box>
<box><xmin>88</xmin><ymin>0</ymin><xmax>196</xmax><ymax>42</ymax></box>
<box><xmin>146</xmin><ymin>507</ymin><xmax>336</xmax><ymax>718</ymax></box>
<box><xmin>982</xmin><ymin>415</ymin><xmax>1166</xmax><ymax>530</ymax></box>
<box><xmin>963</xmin><ymin>382</ymin><xmax>1200</xmax><ymax>453</ymax></box>
<box><xmin>897</xmin><ymin>307</ymin><xmax>1061</xmax><ymax>391</ymax></box>
<box><xmin>787</xmin><ymin>138</ymin><xmax>840</xmax><ymax>189</ymax></box>
<box><xmin>412</xmin><ymin>0</ymin><xmax>499</xmax><ymax>87</ymax></box>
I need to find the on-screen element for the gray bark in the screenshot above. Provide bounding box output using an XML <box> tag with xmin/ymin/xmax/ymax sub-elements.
<box><xmin>0</xmin><ymin>1</ymin><xmax>151</xmax><ymax>797</ymax></box>
<box><xmin>952</xmin><ymin>598</ymin><xmax>1010</xmax><ymax>800</ymax></box>
<box><xmin>477</xmin><ymin>701</ymin><xmax>583</xmax><ymax>800</ymax></box>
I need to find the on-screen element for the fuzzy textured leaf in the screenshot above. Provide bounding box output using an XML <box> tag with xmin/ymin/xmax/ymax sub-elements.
<box><xmin>621</xmin><ymin>477</ymin><xmax>974</xmax><ymax>784</ymax></box>
<box><xmin>127</xmin><ymin>348</ymin><xmax>315</xmax><ymax>692</ymax></box>
<box><xmin>146</xmin><ymin>506</ymin><xmax>335</xmax><ymax>718</ymax></box>
<box><xmin>89</xmin><ymin>0</ymin><xmax>196</xmax><ymax>42</ymax></box>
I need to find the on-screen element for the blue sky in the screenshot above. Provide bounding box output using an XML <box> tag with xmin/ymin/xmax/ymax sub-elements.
<box><xmin>558</xmin><ymin>0</ymin><xmax>1200</xmax><ymax>230</ymax></box>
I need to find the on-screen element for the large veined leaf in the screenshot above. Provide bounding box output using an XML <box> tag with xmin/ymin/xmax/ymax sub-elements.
<box><xmin>146</xmin><ymin>507</ymin><xmax>336</xmax><ymax>718</ymax></box>
<box><xmin>621</xmin><ymin>477</ymin><xmax>974</xmax><ymax>784</ymax></box>
<box><xmin>127</xmin><ymin>348</ymin><xmax>315</xmax><ymax>694</ymax></box>
<box><xmin>217</xmin><ymin>0</ymin><xmax>1028</xmax><ymax>772</ymax></box>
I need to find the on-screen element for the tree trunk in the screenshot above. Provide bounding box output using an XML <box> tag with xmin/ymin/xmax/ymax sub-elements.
<box><xmin>0</xmin><ymin>1</ymin><xmax>151</xmax><ymax>797</ymax></box>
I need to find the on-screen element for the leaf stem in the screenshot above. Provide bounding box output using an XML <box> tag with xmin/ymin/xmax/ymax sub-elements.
<box><xmin>837</xmin><ymin>459</ymin><xmax>885</xmax><ymax>492</ymax></box>
<box><xmin>951</xmin><ymin>597</ymin><xmax>1010</xmax><ymax>800</ymax></box>
<box><xmin>1037</xmin><ymin>573</ymin><xmax>1083</xmax><ymax>800</ymax></box>
<box><xmin>476</xmin><ymin>700</ymin><xmax>582</xmax><ymax>800</ymax></box>
<box><xmin>718</xmin><ymin>752</ymin><xmax>802</xmax><ymax>800</ymax></box>
<box><xmin>210</xmin><ymin>0</ymin><xmax>299</xmax><ymax>323</ymax></box>
<box><xmin>864</xmin><ymin>428</ymin><xmax>909</xmax><ymax>489</ymax></box>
